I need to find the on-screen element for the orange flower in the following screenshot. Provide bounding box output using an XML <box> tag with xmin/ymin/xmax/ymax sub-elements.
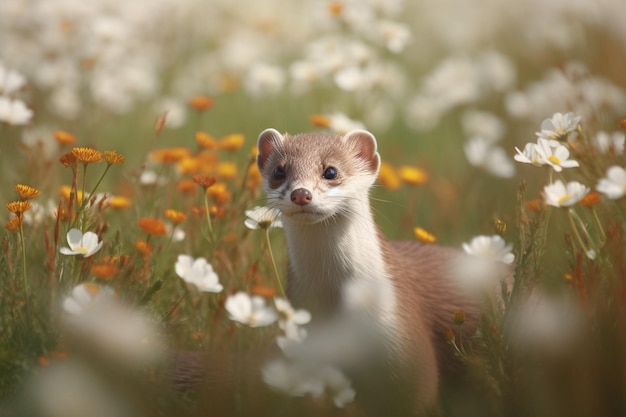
<box><xmin>189</xmin><ymin>95</ymin><xmax>214</xmax><ymax>111</ymax></box>
<box><xmin>165</xmin><ymin>209</ymin><xmax>187</xmax><ymax>224</ymax></box>
<box><xmin>100</xmin><ymin>255</ymin><xmax>131</xmax><ymax>267</ymax></box>
<box><xmin>59</xmin><ymin>152</ymin><xmax>77</xmax><ymax>167</ymax></box>
<box><xmin>398</xmin><ymin>165</ymin><xmax>428</xmax><ymax>186</ymax></box>
<box><xmin>15</xmin><ymin>184</ymin><xmax>40</xmax><ymax>200</ymax></box>
<box><xmin>378</xmin><ymin>161</ymin><xmax>401</xmax><ymax>191</ymax></box>
<box><xmin>579</xmin><ymin>191</ymin><xmax>601</xmax><ymax>207</ymax></box>
<box><xmin>217</xmin><ymin>161</ymin><xmax>238</xmax><ymax>180</ymax></box>
<box><xmin>195</xmin><ymin>131</ymin><xmax>218</xmax><ymax>149</ymax></box>
<box><xmin>207</xmin><ymin>183</ymin><xmax>231</xmax><ymax>205</ymax></box>
<box><xmin>219</xmin><ymin>134</ymin><xmax>245</xmax><ymax>152</ymax></box>
<box><xmin>620</xmin><ymin>119</ymin><xmax>626</xmax><ymax>129</ymax></box>
<box><xmin>72</xmin><ymin>147</ymin><xmax>103</xmax><ymax>164</ymax></box>
<box><xmin>251</xmin><ymin>285</ymin><xmax>277</xmax><ymax>298</ymax></box>
<box><xmin>7</xmin><ymin>200</ymin><xmax>31</xmax><ymax>215</ymax></box>
<box><xmin>138</xmin><ymin>218</ymin><xmax>167</xmax><ymax>236</ymax></box>
<box><xmin>309</xmin><ymin>114</ymin><xmax>331</xmax><ymax>127</ymax></box>
<box><xmin>150</xmin><ymin>147</ymin><xmax>191</xmax><ymax>164</ymax></box>
<box><xmin>91</xmin><ymin>264</ymin><xmax>120</xmax><ymax>279</ymax></box>
<box><xmin>526</xmin><ymin>198</ymin><xmax>544</xmax><ymax>212</ymax></box>
<box><xmin>195</xmin><ymin>151</ymin><xmax>218</xmax><ymax>173</ymax></box>
<box><xmin>135</xmin><ymin>239</ymin><xmax>153</xmax><ymax>255</ymax></box>
<box><xmin>193</xmin><ymin>175</ymin><xmax>217</xmax><ymax>189</ymax></box>
<box><xmin>327</xmin><ymin>1</ymin><xmax>343</xmax><ymax>16</ymax></box>
<box><xmin>104</xmin><ymin>150</ymin><xmax>126</xmax><ymax>165</ymax></box>
<box><xmin>53</xmin><ymin>130</ymin><xmax>77</xmax><ymax>145</ymax></box>
<box><xmin>413</xmin><ymin>227</ymin><xmax>436</xmax><ymax>244</ymax></box>
<box><xmin>5</xmin><ymin>216</ymin><xmax>22</xmax><ymax>231</ymax></box>
<box><xmin>246</xmin><ymin>164</ymin><xmax>263</xmax><ymax>190</ymax></box>
<box><xmin>177</xmin><ymin>179</ymin><xmax>197</xmax><ymax>194</ymax></box>
<box><xmin>107</xmin><ymin>196</ymin><xmax>132</xmax><ymax>210</ymax></box>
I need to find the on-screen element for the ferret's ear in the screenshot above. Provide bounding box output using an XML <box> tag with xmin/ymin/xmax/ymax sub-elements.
<box><xmin>257</xmin><ymin>128</ymin><xmax>284</xmax><ymax>170</ymax></box>
<box><xmin>341</xmin><ymin>130</ymin><xmax>381</xmax><ymax>174</ymax></box>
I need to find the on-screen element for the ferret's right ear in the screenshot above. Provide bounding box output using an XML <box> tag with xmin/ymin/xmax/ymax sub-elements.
<box><xmin>342</xmin><ymin>130</ymin><xmax>381</xmax><ymax>175</ymax></box>
<box><xmin>257</xmin><ymin>128</ymin><xmax>284</xmax><ymax>170</ymax></box>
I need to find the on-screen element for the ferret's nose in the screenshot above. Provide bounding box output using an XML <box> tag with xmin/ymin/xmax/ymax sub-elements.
<box><xmin>291</xmin><ymin>188</ymin><xmax>312</xmax><ymax>205</ymax></box>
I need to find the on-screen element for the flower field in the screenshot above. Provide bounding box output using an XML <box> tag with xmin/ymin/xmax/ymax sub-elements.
<box><xmin>0</xmin><ymin>0</ymin><xmax>625</xmax><ymax>416</ymax></box>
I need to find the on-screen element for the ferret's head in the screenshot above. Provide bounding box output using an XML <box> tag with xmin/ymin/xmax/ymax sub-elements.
<box><xmin>257</xmin><ymin>128</ymin><xmax>381</xmax><ymax>224</ymax></box>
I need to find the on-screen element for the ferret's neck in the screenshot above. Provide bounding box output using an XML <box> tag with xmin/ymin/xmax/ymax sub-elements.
<box><xmin>283</xmin><ymin>198</ymin><xmax>395</xmax><ymax>320</ymax></box>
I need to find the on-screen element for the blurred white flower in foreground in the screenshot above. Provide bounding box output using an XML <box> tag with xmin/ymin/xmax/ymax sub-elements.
<box><xmin>543</xmin><ymin>180</ymin><xmax>590</xmax><ymax>207</ymax></box>
<box><xmin>508</xmin><ymin>292</ymin><xmax>583</xmax><ymax>355</ymax></box>
<box><xmin>312</xmin><ymin>112</ymin><xmax>366</xmax><ymax>134</ymax></box>
<box><xmin>225</xmin><ymin>292</ymin><xmax>277</xmax><ymax>327</ymax></box>
<box><xmin>275</xmin><ymin>297</ymin><xmax>311</xmax><ymax>346</ymax></box>
<box><xmin>535</xmin><ymin>112</ymin><xmax>581</xmax><ymax>141</ymax></box>
<box><xmin>244</xmin><ymin>206</ymin><xmax>283</xmax><ymax>230</ymax></box>
<box><xmin>62</xmin><ymin>283</ymin><xmax>162</xmax><ymax>365</ymax></box>
<box><xmin>0</xmin><ymin>96</ymin><xmax>33</xmax><ymax>125</ymax></box>
<box><xmin>262</xmin><ymin>360</ymin><xmax>356</xmax><ymax>408</ymax></box>
<box><xmin>596</xmin><ymin>166</ymin><xmax>626</xmax><ymax>200</ymax></box>
<box><xmin>59</xmin><ymin>229</ymin><xmax>103</xmax><ymax>258</ymax></box>
<box><xmin>461</xmin><ymin>110</ymin><xmax>505</xmax><ymax>143</ymax></box>
<box><xmin>175</xmin><ymin>255</ymin><xmax>223</xmax><ymax>293</ymax></box>
<box><xmin>464</xmin><ymin>137</ymin><xmax>515</xmax><ymax>178</ymax></box>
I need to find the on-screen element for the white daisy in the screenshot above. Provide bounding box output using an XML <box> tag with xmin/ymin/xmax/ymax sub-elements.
<box><xmin>59</xmin><ymin>229</ymin><xmax>103</xmax><ymax>258</ymax></box>
<box><xmin>244</xmin><ymin>206</ymin><xmax>283</xmax><ymax>230</ymax></box>
<box><xmin>543</xmin><ymin>180</ymin><xmax>590</xmax><ymax>207</ymax></box>
<box><xmin>225</xmin><ymin>292</ymin><xmax>277</xmax><ymax>327</ymax></box>
<box><xmin>174</xmin><ymin>255</ymin><xmax>223</xmax><ymax>293</ymax></box>
<box><xmin>596</xmin><ymin>166</ymin><xmax>626</xmax><ymax>200</ymax></box>
<box><xmin>535</xmin><ymin>112</ymin><xmax>581</xmax><ymax>141</ymax></box>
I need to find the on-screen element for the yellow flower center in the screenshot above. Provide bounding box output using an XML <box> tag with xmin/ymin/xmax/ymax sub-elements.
<box><xmin>557</xmin><ymin>194</ymin><xmax>571</xmax><ymax>205</ymax></box>
<box><xmin>76</xmin><ymin>246</ymin><xmax>90</xmax><ymax>254</ymax></box>
<box><xmin>548</xmin><ymin>155</ymin><xmax>561</xmax><ymax>165</ymax></box>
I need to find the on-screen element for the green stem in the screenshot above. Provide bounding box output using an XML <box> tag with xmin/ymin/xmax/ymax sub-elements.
<box><xmin>590</xmin><ymin>207</ymin><xmax>606</xmax><ymax>244</ymax></box>
<box><xmin>265</xmin><ymin>228</ymin><xmax>284</xmax><ymax>296</ymax></box>
<box><xmin>203</xmin><ymin>192</ymin><xmax>214</xmax><ymax>242</ymax></box>
<box><xmin>86</xmin><ymin>164</ymin><xmax>112</xmax><ymax>205</ymax></box>
<box><xmin>567</xmin><ymin>210</ymin><xmax>593</xmax><ymax>257</ymax></box>
<box><xmin>18</xmin><ymin>221</ymin><xmax>28</xmax><ymax>302</ymax></box>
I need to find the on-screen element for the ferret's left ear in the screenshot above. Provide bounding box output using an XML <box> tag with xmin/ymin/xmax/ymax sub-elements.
<box><xmin>342</xmin><ymin>130</ymin><xmax>381</xmax><ymax>174</ymax></box>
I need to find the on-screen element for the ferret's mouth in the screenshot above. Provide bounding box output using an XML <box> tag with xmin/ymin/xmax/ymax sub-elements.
<box><xmin>282</xmin><ymin>208</ymin><xmax>329</xmax><ymax>223</ymax></box>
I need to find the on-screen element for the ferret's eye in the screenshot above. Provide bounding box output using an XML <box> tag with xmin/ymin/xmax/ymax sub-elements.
<box><xmin>323</xmin><ymin>167</ymin><xmax>338</xmax><ymax>180</ymax></box>
<box><xmin>273</xmin><ymin>166</ymin><xmax>286</xmax><ymax>181</ymax></box>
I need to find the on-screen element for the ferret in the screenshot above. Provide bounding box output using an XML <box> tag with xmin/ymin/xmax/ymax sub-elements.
<box><xmin>256</xmin><ymin>128</ymin><xmax>480</xmax><ymax>415</ymax></box>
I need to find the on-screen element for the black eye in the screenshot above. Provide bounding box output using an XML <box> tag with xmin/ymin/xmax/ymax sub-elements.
<box><xmin>323</xmin><ymin>167</ymin><xmax>338</xmax><ymax>180</ymax></box>
<box><xmin>273</xmin><ymin>166</ymin><xmax>286</xmax><ymax>181</ymax></box>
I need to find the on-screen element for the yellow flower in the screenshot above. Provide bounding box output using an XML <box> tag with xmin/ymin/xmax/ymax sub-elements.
<box><xmin>72</xmin><ymin>147</ymin><xmax>103</xmax><ymax>164</ymax></box>
<box><xmin>195</xmin><ymin>131</ymin><xmax>218</xmax><ymax>149</ymax></box>
<box><xmin>104</xmin><ymin>150</ymin><xmax>126</xmax><ymax>165</ymax></box>
<box><xmin>107</xmin><ymin>196</ymin><xmax>132</xmax><ymax>210</ymax></box>
<box><xmin>150</xmin><ymin>147</ymin><xmax>191</xmax><ymax>164</ymax></box>
<box><xmin>5</xmin><ymin>216</ymin><xmax>22</xmax><ymax>231</ymax></box>
<box><xmin>246</xmin><ymin>164</ymin><xmax>263</xmax><ymax>190</ymax></box>
<box><xmin>219</xmin><ymin>134</ymin><xmax>245</xmax><ymax>152</ymax></box>
<box><xmin>7</xmin><ymin>201</ymin><xmax>32</xmax><ymax>215</ymax></box>
<box><xmin>177</xmin><ymin>157</ymin><xmax>200</xmax><ymax>175</ymax></box>
<box><xmin>413</xmin><ymin>227</ymin><xmax>436</xmax><ymax>244</ymax></box>
<box><xmin>164</xmin><ymin>209</ymin><xmax>187</xmax><ymax>224</ymax></box>
<box><xmin>138</xmin><ymin>218</ymin><xmax>167</xmax><ymax>236</ymax></box>
<box><xmin>217</xmin><ymin>161</ymin><xmax>238</xmax><ymax>180</ymax></box>
<box><xmin>398</xmin><ymin>165</ymin><xmax>428</xmax><ymax>186</ymax></box>
<box><xmin>327</xmin><ymin>2</ymin><xmax>343</xmax><ymax>16</ymax></box>
<box><xmin>207</xmin><ymin>183</ymin><xmax>231</xmax><ymax>205</ymax></box>
<box><xmin>378</xmin><ymin>161</ymin><xmax>401</xmax><ymax>191</ymax></box>
<box><xmin>15</xmin><ymin>184</ymin><xmax>40</xmax><ymax>200</ymax></box>
<box><xmin>53</xmin><ymin>130</ymin><xmax>77</xmax><ymax>145</ymax></box>
<box><xmin>189</xmin><ymin>95</ymin><xmax>214</xmax><ymax>112</ymax></box>
<box><xmin>60</xmin><ymin>185</ymin><xmax>83</xmax><ymax>204</ymax></box>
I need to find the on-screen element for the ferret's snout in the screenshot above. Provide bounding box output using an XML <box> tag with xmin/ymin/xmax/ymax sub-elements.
<box><xmin>291</xmin><ymin>188</ymin><xmax>312</xmax><ymax>205</ymax></box>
